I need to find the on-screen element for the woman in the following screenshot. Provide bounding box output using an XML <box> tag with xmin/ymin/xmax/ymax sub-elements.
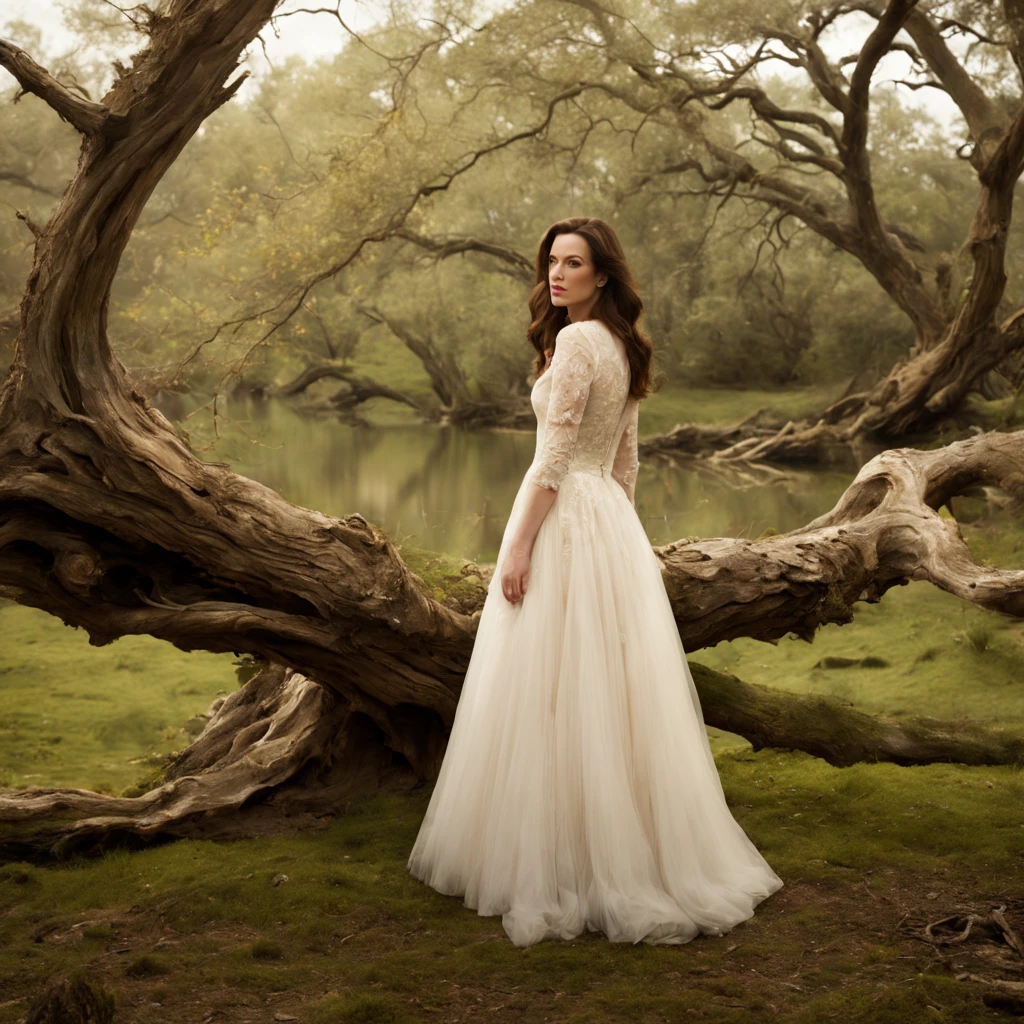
<box><xmin>407</xmin><ymin>216</ymin><xmax>784</xmax><ymax>947</ymax></box>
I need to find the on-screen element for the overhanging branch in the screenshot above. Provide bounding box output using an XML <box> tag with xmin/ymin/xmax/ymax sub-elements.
<box><xmin>0</xmin><ymin>40</ymin><xmax>125</xmax><ymax>137</ymax></box>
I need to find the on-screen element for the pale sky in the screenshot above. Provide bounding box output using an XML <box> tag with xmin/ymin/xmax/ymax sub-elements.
<box><xmin>0</xmin><ymin>0</ymin><xmax>965</xmax><ymax>134</ymax></box>
<box><xmin>1</xmin><ymin>0</ymin><xmax>382</xmax><ymax>88</ymax></box>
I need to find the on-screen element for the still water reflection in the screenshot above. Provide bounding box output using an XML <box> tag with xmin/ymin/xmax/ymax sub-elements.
<box><xmin>186</xmin><ymin>398</ymin><xmax>858</xmax><ymax>563</ymax></box>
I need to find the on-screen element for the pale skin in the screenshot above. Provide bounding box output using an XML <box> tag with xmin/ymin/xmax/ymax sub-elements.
<box><xmin>500</xmin><ymin>232</ymin><xmax>608</xmax><ymax>606</ymax></box>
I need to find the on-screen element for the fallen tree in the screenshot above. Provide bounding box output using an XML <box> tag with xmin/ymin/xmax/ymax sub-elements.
<box><xmin>351</xmin><ymin>302</ymin><xmax>536</xmax><ymax>427</ymax></box>
<box><xmin>270</xmin><ymin>360</ymin><xmax>435</xmax><ymax>423</ymax></box>
<box><xmin>264</xmin><ymin>301</ymin><xmax>537</xmax><ymax>427</ymax></box>
<box><xmin>4</xmin><ymin>416</ymin><xmax>1024</xmax><ymax>860</ymax></box>
<box><xmin>2</xmin><ymin>2</ymin><xmax>1024</xmax><ymax>862</ymax></box>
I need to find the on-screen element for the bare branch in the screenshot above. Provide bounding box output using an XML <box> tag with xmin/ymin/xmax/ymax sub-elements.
<box><xmin>842</xmin><ymin>0</ymin><xmax>917</xmax><ymax>220</ymax></box>
<box><xmin>851</xmin><ymin>1</ymin><xmax>1006</xmax><ymax>162</ymax></box>
<box><xmin>393</xmin><ymin>228</ymin><xmax>534</xmax><ymax>280</ymax></box>
<box><xmin>15</xmin><ymin>208</ymin><xmax>41</xmax><ymax>237</ymax></box>
<box><xmin>702</xmin><ymin>84</ymin><xmax>843</xmax><ymax>155</ymax></box>
<box><xmin>256</xmin><ymin>102</ymin><xmax>321</xmax><ymax>182</ymax></box>
<box><xmin>767</xmin><ymin>28</ymin><xmax>851</xmax><ymax>114</ymax></box>
<box><xmin>0</xmin><ymin>39</ymin><xmax>125</xmax><ymax>136</ymax></box>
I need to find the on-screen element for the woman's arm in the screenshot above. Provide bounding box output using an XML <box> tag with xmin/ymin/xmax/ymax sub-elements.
<box><xmin>500</xmin><ymin>486</ymin><xmax>558</xmax><ymax>604</ymax></box>
<box><xmin>501</xmin><ymin>324</ymin><xmax>598</xmax><ymax>604</ymax></box>
<box><xmin>610</xmin><ymin>396</ymin><xmax>640</xmax><ymax>507</ymax></box>
<box><xmin>521</xmin><ymin>324</ymin><xmax>599</xmax><ymax>493</ymax></box>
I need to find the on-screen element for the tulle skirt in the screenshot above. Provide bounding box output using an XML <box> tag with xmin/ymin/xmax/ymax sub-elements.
<box><xmin>406</xmin><ymin>464</ymin><xmax>784</xmax><ymax>947</ymax></box>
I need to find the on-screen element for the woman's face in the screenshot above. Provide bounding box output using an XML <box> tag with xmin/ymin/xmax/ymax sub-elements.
<box><xmin>548</xmin><ymin>232</ymin><xmax>607</xmax><ymax>312</ymax></box>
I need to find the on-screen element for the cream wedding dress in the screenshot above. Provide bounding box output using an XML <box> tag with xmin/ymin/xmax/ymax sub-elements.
<box><xmin>407</xmin><ymin>318</ymin><xmax>783</xmax><ymax>947</ymax></box>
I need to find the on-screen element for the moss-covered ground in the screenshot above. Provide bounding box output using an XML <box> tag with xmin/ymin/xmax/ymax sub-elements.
<box><xmin>0</xmin><ymin>606</ymin><xmax>238</xmax><ymax>796</ymax></box>
<box><xmin>2</xmin><ymin>392</ymin><xmax>1023</xmax><ymax>1022</ymax></box>
<box><xmin>0</xmin><ymin>759</ymin><xmax>1021</xmax><ymax>1023</ymax></box>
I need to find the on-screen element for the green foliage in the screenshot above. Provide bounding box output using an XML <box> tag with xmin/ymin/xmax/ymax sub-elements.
<box><xmin>304</xmin><ymin>993</ymin><xmax>406</xmax><ymax>1024</ymax></box>
<box><xmin>0</xmin><ymin>861</ymin><xmax>36</xmax><ymax>885</ymax></box>
<box><xmin>965</xmin><ymin>624</ymin><xmax>992</xmax><ymax>653</ymax></box>
<box><xmin>233</xmin><ymin>654</ymin><xmax>265</xmax><ymax>686</ymax></box>
<box><xmin>4</xmin><ymin>0</ymin><xmax>1015</xmax><ymax>403</ymax></box>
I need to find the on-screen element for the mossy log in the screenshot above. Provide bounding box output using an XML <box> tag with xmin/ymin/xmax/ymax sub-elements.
<box><xmin>691</xmin><ymin>663</ymin><xmax>1024</xmax><ymax>769</ymax></box>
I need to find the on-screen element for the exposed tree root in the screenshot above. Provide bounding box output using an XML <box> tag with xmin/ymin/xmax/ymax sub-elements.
<box><xmin>3</xmin><ymin>658</ymin><xmax>1022</xmax><ymax>863</ymax></box>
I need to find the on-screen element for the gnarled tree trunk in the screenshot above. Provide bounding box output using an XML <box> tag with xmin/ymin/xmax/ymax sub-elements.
<box><xmin>621</xmin><ymin>0</ymin><xmax>1024</xmax><ymax>465</ymax></box>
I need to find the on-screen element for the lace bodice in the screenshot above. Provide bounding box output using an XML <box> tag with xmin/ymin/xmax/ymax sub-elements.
<box><xmin>527</xmin><ymin>319</ymin><xmax>641</xmax><ymax>505</ymax></box>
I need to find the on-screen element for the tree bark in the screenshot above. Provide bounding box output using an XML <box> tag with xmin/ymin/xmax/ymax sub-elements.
<box><xmin>638</xmin><ymin>408</ymin><xmax>784</xmax><ymax>460</ymax></box>
<box><xmin>0</xmin><ymin>663</ymin><xmax>425</xmax><ymax>862</ymax></box>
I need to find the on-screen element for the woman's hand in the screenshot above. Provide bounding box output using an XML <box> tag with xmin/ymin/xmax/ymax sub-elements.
<box><xmin>501</xmin><ymin>545</ymin><xmax>532</xmax><ymax>605</ymax></box>
<box><xmin>500</xmin><ymin>484</ymin><xmax>556</xmax><ymax>605</ymax></box>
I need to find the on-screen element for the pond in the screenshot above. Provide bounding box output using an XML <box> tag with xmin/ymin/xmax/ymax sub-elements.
<box><xmin>176</xmin><ymin>395</ymin><xmax>860</xmax><ymax>562</ymax></box>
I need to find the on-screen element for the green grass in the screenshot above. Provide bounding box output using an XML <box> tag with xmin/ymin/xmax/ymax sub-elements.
<box><xmin>0</xmin><ymin>600</ymin><xmax>237</xmax><ymax>795</ymax></box>
<box><xmin>0</xmin><ymin>765</ymin><xmax>1019</xmax><ymax>1023</ymax></box>
<box><xmin>700</xmin><ymin>580</ymin><xmax>1024</xmax><ymax>740</ymax></box>
<box><xmin>699</xmin><ymin>505</ymin><xmax>1024</xmax><ymax>745</ymax></box>
<box><xmin>638</xmin><ymin>382</ymin><xmax>845</xmax><ymax>436</ymax></box>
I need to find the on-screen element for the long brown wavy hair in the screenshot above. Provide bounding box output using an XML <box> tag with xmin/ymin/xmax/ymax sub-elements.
<box><xmin>527</xmin><ymin>216</ymin><xmax>656</xmax><ymax>401</ymax></box>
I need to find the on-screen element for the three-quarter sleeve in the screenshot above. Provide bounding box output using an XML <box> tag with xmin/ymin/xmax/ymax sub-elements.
<box><xmin>611</xmin><ymin>396</ymin><xmax>640</xmax><ymax>506</ymax></box>
<box><xmin>526</xmin><ymin>324</ymin><xmax>599</xmax><ymax>492</ymax></box>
